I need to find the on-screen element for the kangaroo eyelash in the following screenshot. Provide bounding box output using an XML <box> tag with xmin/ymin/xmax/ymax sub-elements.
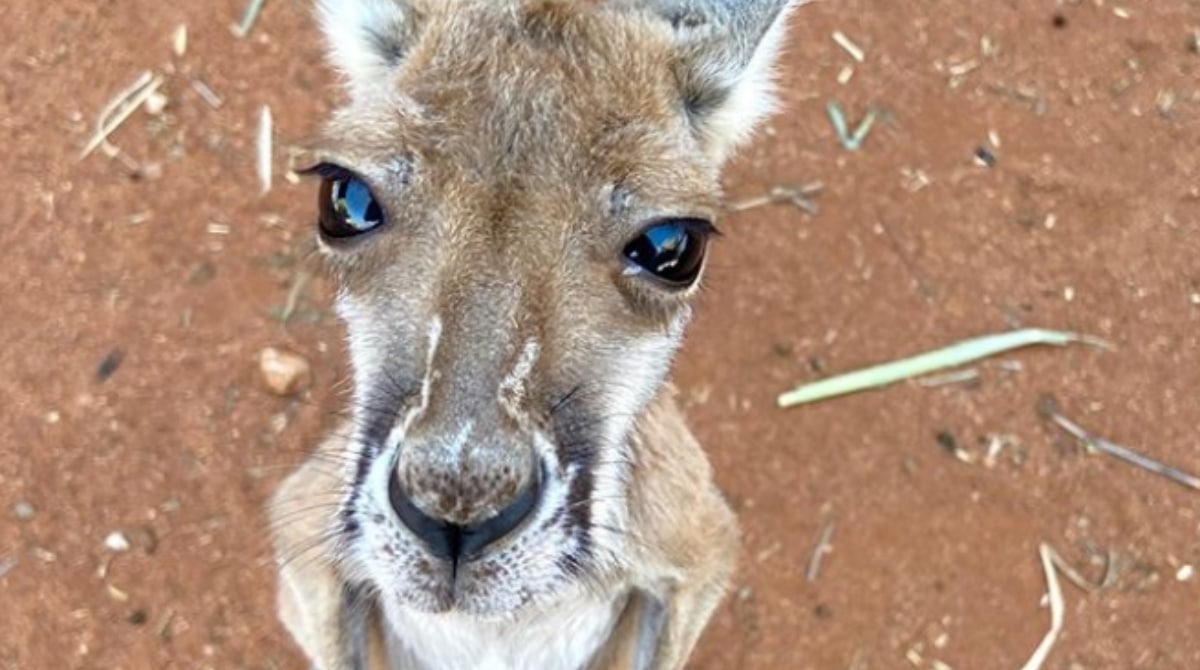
<box><xmin>298</xmin><ymin>162</ymin><xmax>359</xmax><ymax>181</ymax></box>
<box><xmin>681</xmin><ymin>218</ymin><xmax>722</xmax><ymax>238</ymax></box>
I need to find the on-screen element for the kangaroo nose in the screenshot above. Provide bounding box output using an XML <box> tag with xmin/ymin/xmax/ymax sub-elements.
<box><xmin>387</xmin><ymin>461</ymin><xmax>542</xmax><ymax>562</ymax></box>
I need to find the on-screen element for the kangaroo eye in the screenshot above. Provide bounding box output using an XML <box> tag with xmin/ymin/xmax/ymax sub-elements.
<box><xmin>317</xmin><ymin>171</ymin><xmax>384</xmax><ymax>238</ymax></box>
<box><xmin>622</xmin><ymin>219</ymin><xmax>713</xmax><ymax>287</ymax></box>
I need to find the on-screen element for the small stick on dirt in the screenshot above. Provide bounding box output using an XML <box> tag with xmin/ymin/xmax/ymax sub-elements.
<box><xmin>876</xmin><ymin>217</ymin><xmax>936</xmax><ymax>300</ymax></box>
<box><xmin>916</xmin><ymin>368</ymin><xmax>979</xmax><ymax>388</ymax></box>
<box><xmin>827</xmin><ymin>102</ymin><xmax>876</xmax><ymax>151</ymax></box>
<box><xmin>156</xmin><ymin>607</ymin><xmax>176</xmax><ymax>640</ymax></box>
<box><xmin>1044</xmin><ymin>545</ymin><xmax>1104</xmax><ymax>593</ymax></box>
<box><xmin>832</xmin><ymin>31</ymin><xmax>865</xmax><ymax>62</ymax></box>
<box><xmin>1101</xmin><ymin>548</ymin><xmax>1120</xmax><ymax>589</ymax></box>
<box><xmin>1020</xmin><ymin>543</ymin><xmax>1065</xmax><ymax>670</ymax></box>
<box><xmin>99</xmin><ymin>143</ymin><xmax>143</xmax><ymax>174</ymax></box>
<box><xmin>233</xmin><ymin>0</ymin><xmax>269</xmax><ymax>38</ymax></box>
<box><xmin>172</xmin><ymin>24</ymin><xmax>188</xmax><ymax>58</ymax></box>
<box><xmin>725</xmin><ymin>182</ymin><xmax>823</xmax><ymax>215</ymax></box>
<box><xmin>279</xmin><ymin>268</ymin><xmax>313</xmax><ymax>324</ymax></box>
<box><xmin>81</xmin><ymin>71</ymin><xmax>165</xmax><ymax>158</ymax></box>
<box><xmin>191</xmin><ymin>79</ymin><xmax>224</xmax><ymax>109</ymax></box>
<box><xmin>258</xmin><ymin>105</ymin><xmax>273</xmax><ymax>194</ymax></box>
<box><xmin>95</xmin><ymin>70</ymin><xmax>153</xmax><ymax>124</ymax></box>
<box><xmin>1038</xmin><ymin>394</ymin><xmax>1200</xmax><ymax>492</ymax></box>
<box><xmin>805</xmin><ymin>520</ymin><xmax>836</xmax><ymax>583</ymax></box>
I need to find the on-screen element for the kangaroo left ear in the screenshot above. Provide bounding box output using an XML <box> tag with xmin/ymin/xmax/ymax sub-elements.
<box><xmin>316</xmin><ymin>0</ymin><xmax>426</xmax><ymax>100</ymax></box>
<box><xmin>616</xmin><ymin>0</ymin><xmax>806</xmax><ymax>162</ymax></box>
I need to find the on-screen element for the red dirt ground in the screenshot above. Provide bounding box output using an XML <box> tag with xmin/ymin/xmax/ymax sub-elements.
<box><xmin>2</xmin><ymin>1</ymin><xmax>1198</xmax><ymax>668</ymax></box>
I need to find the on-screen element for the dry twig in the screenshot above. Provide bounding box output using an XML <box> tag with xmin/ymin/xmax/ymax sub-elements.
<box><xmin>280</xmin><ymin>268</ymin><xmax>313</xmax><ymax>324</ymax></box>
<box><xmin>1044</xmin><ymin>545</ymin><xmax>1106</xmax><ymax>593</ymax></box>
<box><xmin>234</xmin><ymin>0</ymin><xmax>269</xmax><ymax>38</ymax></box>
<box><xmin>916</xmin><ymin>368</ymin><xmax>980</xmax><ymax>388</ymax></box>
<box><xmin>1020</xmin><ymin>544</ymin><xmax>1065</xmax><ymax>670</ymax></box>
<box><xmin>805</xmin><ymin>520</ymin><xmax>836</xmax><ymax>583</ymax></box>
<box><xmin>258</xmin><ymin>105</ymin><xmax>274</xmax><ymax>194</ymax></box>
<box><xmin>1038</xmin><ymin>394</ymin><xmax>1200</xmax><ymax>492</ymax></box>
<box><xmin>191</xmin><ymin>79</ymin><xmax>224</xmax><ymax>109</ymax></box>
<box><xmin>832</xmin><ymin>31</ymin><xmax>865</xmax><ymax>62</ymax></box>
<box><xmin>81</xmin><ymin>71</ymin><xmax>165</xmax><ymax>159</ymax></box>
<box><xmin>725</xmin><ymin>182</ymin><xmax>823</xmax><ymax>215</ymax></box>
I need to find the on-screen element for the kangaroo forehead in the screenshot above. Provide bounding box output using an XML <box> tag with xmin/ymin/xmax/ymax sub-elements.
<box><xmin>323</xmin><ymin>8</ymin><xmax>685</xmax><ymax>163</ymax></box>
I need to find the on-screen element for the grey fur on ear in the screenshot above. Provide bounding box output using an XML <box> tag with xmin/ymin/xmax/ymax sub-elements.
<box><xmin>640</xmin><ymin>0</ymin><xmax>794</xmax><ymax>66</ymax></box>
<box><xmin>317</xmin><ymin>0</ymin><xmax>424</xmax><ymax>98</ymax></box>
<box><xmin>617</xmin><ymin>0</ymin><xmax>804</xmax><ymax>161</ymax></box>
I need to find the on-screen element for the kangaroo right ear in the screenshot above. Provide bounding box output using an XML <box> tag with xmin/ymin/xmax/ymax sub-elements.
<box><xmin>611</xmin><ymin>0</ymin><xmax>804</xmax><ymax>162</ymax></box>
<box><xmin>317</xmin><ymin>0</ymin><xmax>424</xmax><ymax>98</ymax></box>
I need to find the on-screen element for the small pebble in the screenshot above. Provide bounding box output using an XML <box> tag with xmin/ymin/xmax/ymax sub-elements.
<box><xmin>259</xmin><ymin>347</ymin><xmax>312</xmax><ymax>397</ymax></box>
<box><xmin>12</xmin><ymin>501</ymin><xmax>35</xmax><ymax>521</ymax></box>
<box><xmin>974</xmin><ymin>146</ymin><xmax>997</xmax><ymax>167</ymax></box>
<box><xmin>143</xmin><ymin>92</ymin><xmax>169</xmax><ymax>116</ymax></box>
<box><xmin>936</xmin><ymin>431</ymin><xmax>959</xmax><ymax>455</ymax></box>
<box><xmin>104</xmin><ymin>531</ymin><xmax>131</xmax><ymax>553</ymax></box>
<box><xmin>96</xmin><ymin>349</ymin><xmax>124</xmax><ymax>382</ymax></box>
<box><xmin>1178</xmin><ymin>565</ymin><xmax>1195</xmax><ymax>582</ymax></box>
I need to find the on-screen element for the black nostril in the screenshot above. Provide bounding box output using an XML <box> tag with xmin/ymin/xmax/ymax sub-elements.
<box><xmin>387</xmin><ymin>474</ymin><xmax>457</xmax><ymax>560</ymax></box>
<box><xmin>388</xmin><ymin>463</ymin><xmax>543</xmax><ymax>562</ymax></box>
<box><xmin>456</xmin><ymin>470</ymin><xmax>542</xmax><ymax>560</ymax></box>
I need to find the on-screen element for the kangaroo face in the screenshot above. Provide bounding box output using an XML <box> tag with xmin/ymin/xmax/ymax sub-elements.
<box><xmin>310</xmin><ymin>0</ymin><xmax>795</xmax><ymax>616</ymax></box>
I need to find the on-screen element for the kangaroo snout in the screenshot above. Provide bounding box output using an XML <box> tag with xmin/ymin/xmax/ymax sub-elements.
<box><xmin>390</xmin><ymin>428</ymin><xmax>544</xmax><ymax>562</ymax></box>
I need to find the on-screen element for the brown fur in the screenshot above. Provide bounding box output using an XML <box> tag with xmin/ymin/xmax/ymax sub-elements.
<box><xmin>271</xmin><ymin>1</ymin><xmax>798</xmax><ymax>667</ymax></box>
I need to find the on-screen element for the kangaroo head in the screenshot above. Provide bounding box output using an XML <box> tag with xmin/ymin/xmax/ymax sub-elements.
<box><xmin>310</xmin><ymin>0</ymin><xmax>798</xmax><ymax>616</ymax></box>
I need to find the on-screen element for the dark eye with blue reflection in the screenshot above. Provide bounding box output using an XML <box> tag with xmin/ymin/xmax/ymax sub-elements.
<box><xmin>622</xmin><ymin>219</ymin><xmax>713</xmax><ymax>287</ymax></box>
<box><xmin>317</xmin><ymin>170</ymin><xmax>384</xmax><ymax>238</ymax></box>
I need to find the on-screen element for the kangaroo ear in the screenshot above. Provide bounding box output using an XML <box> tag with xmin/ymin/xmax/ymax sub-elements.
<box><xmin>317</xmin><ymin>0</ymin><xmax>424</xmax><ymax>98</ymax></box>
<box><xmin>620</xmin><ymin>0</ymin><xmax>804</xmax><ymax>161</ymax></box>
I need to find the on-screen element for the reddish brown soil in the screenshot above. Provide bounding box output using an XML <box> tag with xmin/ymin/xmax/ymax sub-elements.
<box><xmin>2</xmin><ymin>1</ymin><xmax>1198</xmax><ymax>669</ymax></box>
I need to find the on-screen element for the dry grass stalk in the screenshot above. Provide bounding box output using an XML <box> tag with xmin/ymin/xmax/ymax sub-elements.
<box><xmin>81</xmin><ymin>71</ymin><xmax>165</xmax><ymax>159</ymax></box>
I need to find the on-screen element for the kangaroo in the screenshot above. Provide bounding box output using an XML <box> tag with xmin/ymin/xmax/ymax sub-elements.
<box><xmin>270</xmin><ymin>1</ymin><xmax>802</xmax><ymax>668</ymax></box>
